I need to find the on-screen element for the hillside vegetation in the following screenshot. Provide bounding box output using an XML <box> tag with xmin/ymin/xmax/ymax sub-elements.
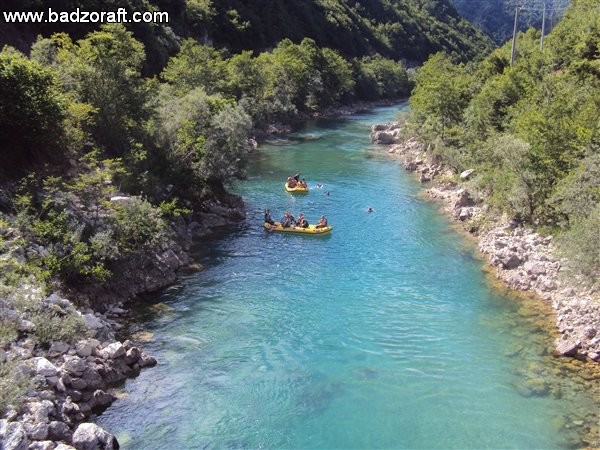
<box><xmin>1</xmin><ymin>0</ymin><xmax>493</xmax><ymax>74</ymax></box>
<box><xmin>408</xmin><ymin>0</ymin><xmax>599</xmax><ymax>279</ymax></box>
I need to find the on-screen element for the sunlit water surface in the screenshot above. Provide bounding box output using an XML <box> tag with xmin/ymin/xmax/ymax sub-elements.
<box><xmin>98</xmin><ymin>105</ymin><xmax>597</xmax><ymax>449</ymax></box>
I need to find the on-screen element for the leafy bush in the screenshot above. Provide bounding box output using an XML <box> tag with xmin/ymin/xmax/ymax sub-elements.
<box><xmin>0</xmin><ymin>316</ymin><xmax>19</xmax><ymax>347</ymax></box>
<box><xmin>547</xmin><ymin>152</ymin><xmax>600</xmax><ymax>227</ymax></box>
<box><xmin>113</xmin><ymin>196</ymin><xmax>168</xmax><ymax>251</ymax></box>
<box><xmin>557</xmin><ymin>205</ymin><xmax>600</xmax><ymax>282</ymax></box>
<box><xmin>159</xmin><ymin>198</ymin><xmax>191</xmax><ymax>217</ymax></box>
<box><xmin>0</xmin><ymin>359</ymin><xmax>33</xmax><ymax>415</ymax></box>
<box><xmin>30</xmin><ymin>308</ymin><xmax>88</xmax><ymax>347</ymax></box>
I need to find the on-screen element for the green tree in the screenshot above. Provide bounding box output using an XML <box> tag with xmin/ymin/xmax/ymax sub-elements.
<box><xmin>548</xmin><ymin>152</ymin><xmax>600</xmax><ymax>226</ymax></box>
<box><xmin>557</xmin><ymin>204</ymin><xmax>600</xmax><ymax>282</ymax></box>
<box><xmin>463</xmin><ymin>69</ymin><xmax>524</xmax><ymax>139</ymax></box>
<box><xmin>410</xmin><ymin>52</ymin><xmax>472</xmax><ymax>141</ymax></box>
<box><xmin>56</xmin><ymin>24</ymin><xmax>151</xmax><ymax>155</ymax></box>
<box><xmin>0</xmin><ymin>47</ymin><xmax>65</xmax><ymax>177</ymax></box>
<box><xmin>477</xmin><ymin>134</ymin><xmax>540</xmax><ymax>220</ymax></box>
<box><xmin>354</xmin><ymin>55</ymin><xmax>410</xmax><ymax>100</ymax></box>
<box><xmin>161</xmin><ymin>39</ymin><xmax>228</xmax><ymax>95</ymax></box>
<box><xmin>202</xmin><ymin>102</ymin><xmax>252</xmax><ymax>185</ymax></box>
<box><xmin>512</xmin><ymin>72</ymin><xmax>598</xmax><ymax>212</ymax></box>
<box><xmin>153</xmin><ymin>86</ymin><xmax>251</xmax><ymax>198</ymax></box>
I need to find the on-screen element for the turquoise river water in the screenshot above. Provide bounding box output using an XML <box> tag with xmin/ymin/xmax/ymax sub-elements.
<box><xmin>98</xmin><ymin>105</ymin><xmax>597</xmax><ymax>449</ymax></box>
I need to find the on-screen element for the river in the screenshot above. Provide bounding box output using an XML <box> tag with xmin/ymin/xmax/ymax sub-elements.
<box><xmin>98</xmin><ymin>104</ymin><xmax>597</xmax><ymax>449</ymax></box>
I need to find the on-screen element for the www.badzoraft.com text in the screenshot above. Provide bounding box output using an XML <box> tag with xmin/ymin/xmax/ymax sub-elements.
<box><xmin>2</xmin><ymin>8</ymin><xmax>169</xmax><ymax>24</ymax></box>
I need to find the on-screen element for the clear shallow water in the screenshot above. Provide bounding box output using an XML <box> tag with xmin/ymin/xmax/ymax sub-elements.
<box><xmin>98</xmin><ymin>105</ymin><xmax>594</xmax><ymax>449</ymax></box>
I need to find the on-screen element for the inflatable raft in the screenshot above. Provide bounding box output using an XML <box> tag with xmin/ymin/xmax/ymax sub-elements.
<box><xmin>284</xmin><ymin>182</ymin><xmax>309</xmax><ymax>193</ymax></box>
<box><xmin>264</xmin><ymin>222</ymin><xmax>332</xmax><ymax>234</ymax></box>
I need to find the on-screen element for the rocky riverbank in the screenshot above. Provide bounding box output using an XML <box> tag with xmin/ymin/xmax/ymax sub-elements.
<box><xmin>0</xmin><ymin>198</ymin><xmax>245</xmax><ymax>450</ymax></box>
<box><xmin>370</xmin><ymin>122</ymin><xmax>600</xmax><ymax>363</ymax></box>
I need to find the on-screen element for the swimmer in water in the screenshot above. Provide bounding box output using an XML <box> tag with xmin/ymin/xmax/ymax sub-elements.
<box><xmin>368</xmin><ymin>207</ymin><xmax>374</xmax><ymax>213</ymax></box>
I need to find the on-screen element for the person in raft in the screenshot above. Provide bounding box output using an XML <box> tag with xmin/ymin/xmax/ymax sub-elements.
<box><xmin>287</xmin><ymin>176</ymin><xmax>298</xmax><ymax>188</ymax></box>
<box><xmin>315</xmin><ymin>215</ymin><xmax>328</xmax><ymax>228</ymax></box>
<box><xmin>281</xmin><ymin>211</ymin><xmax>295</xmax><ymax>228</ymax></box>
<box><xmin>299</xmin><ymin>178</ymin><xmax>308</xmax><ymax>189</ymax></box>
<box><xmin>264</xmin><ymin>209</ymin><xmax>275</xmax><ymax>225</ymax></box>
<box><xmin>295</xmin><ymin>213</ymin><xmax>309</xmax><ymax>228</ymax></box>
<box><xmin>293</xmin><ymin>173</ymin><xmax>301</xmax><ymax>182</ymax></box>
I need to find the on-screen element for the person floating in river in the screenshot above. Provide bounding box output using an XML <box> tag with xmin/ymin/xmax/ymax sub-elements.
<box><xmin>368</xmin><ymin>207</ymin><xmax>374</xmax><ymax>213</ymax></box>
<box><xmin>315</xmin><ymin>215</ymin><xmax>328</xmax><ymax>228</ymax></box>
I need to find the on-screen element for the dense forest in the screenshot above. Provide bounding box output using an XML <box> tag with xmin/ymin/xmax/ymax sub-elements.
<box><xmin>408</xmin><ymin>0</ymin><xmax>599</xmax><ymax>279</ymax></box>
<box><xmin>450</xmin><ymin>0</ymin><xmax>570</xmax><ymax>44</ymax></box>
<box><xmin>1</xmin><ymin>0</ymin><xmax>493</xmax><ymax>73</ymax></box>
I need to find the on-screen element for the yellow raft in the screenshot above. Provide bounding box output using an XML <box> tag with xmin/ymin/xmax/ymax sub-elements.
<box><xmin>264</xmin><ymin>222</ymin><xmax>332</xmax><ymax>234</ymax></box>
<box><xmin>284</xmin><ymin>182</ymin><xmax>309</xmax><ymax>193</ymax></box>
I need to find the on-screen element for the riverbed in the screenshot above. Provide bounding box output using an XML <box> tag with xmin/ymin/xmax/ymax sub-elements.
<box><xmin>98</xmin><ymin>104</ymin><xmax>598</xmax><ymax>449</ymax></box>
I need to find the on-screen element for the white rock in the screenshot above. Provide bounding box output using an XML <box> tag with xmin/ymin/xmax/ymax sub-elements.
<box><xmin>83</xmin><ymin>313</ymin><xmax>104</xmax><ymax>330</ymax></box>
<box><xmin>103</xmin><ymin>342</ymin><xmax>125</xmax><ymax>359</ymax></box>
<box><xmin>27</xmin><ymin>440</ymin><xmax>55</xmax><ymax>450</ymax></box>
<box><xmin>523</xmin><ymin>261</ymin><xmax>546</xmax><ymax>276</ymax></box>
<box><xmin>62</xmin><ymin>356</ymin><xmax>86</xmax><ymax>376</ymax></box>
<box><xmin>460</xmin><ymin>169</ymin><xmax>475</xmax><ymax>180</ymax></box>
<box><xmin>72</xmin><ymin>423</ymin><xmax>119</xmax><ymax>450</ymax></box>
<box><xmin>33</xmin><ymin>358</ymin><xmax>58</xmax><ymax>377</ymax></box>
<box><xmin>109</xmin><ymin>307</ymin><xmax>127</xmax><ymax>315</ymax></box>
<box><xmin>48</xmin><ymin>341</ymin><xmax>70</xmax><ymax>355</ymax></box>
<box><xmin>75</xmin><ymin>341</ymin><xmax>95</xmax><ymax>358</ymax></box>
<box><xmin>17</xmin><ymin>319</ymin><xmax>35</xmax><ymax>332</ymax></box>
<box><xmin>555</xmin><ymin>338</ymin><xmax>580</xmax><ymax>356</ymax></box>
<box><xmin>109</xmin><ymin>196</ymin><xmax>131</xmax><ymax>204</ymax></box>
<box><xmin>458</xmin><ymin>207</ymin><xmax>472</xmax><ymax>221</ymax></box>
<box><xmin>2</xmin><ymin>421</ymin><xmax>28</xmax><ymax>450</ymax></box>
<box><xmin>501</xmin><ymin>254</ymin><xmax>523</xmax><ymax>270</ymax></box>
<box><xmin>46</xmin><ymin>293</ymin><xmax>62</xmax><ymax>304</ymax></box>
<box><xmin>26</xmin><ymin>400</ymin><xmax>54</xmax><ymax>423</ymax></box>
<box><xmin>25</xmin><ymin>422</ymin><xmax>49</xmax><ymax>440</ymax></box>
<box><xmin>539</xmin><ymin>277</ymin><xmax>558</xmax><ymax>292</ymax></box>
